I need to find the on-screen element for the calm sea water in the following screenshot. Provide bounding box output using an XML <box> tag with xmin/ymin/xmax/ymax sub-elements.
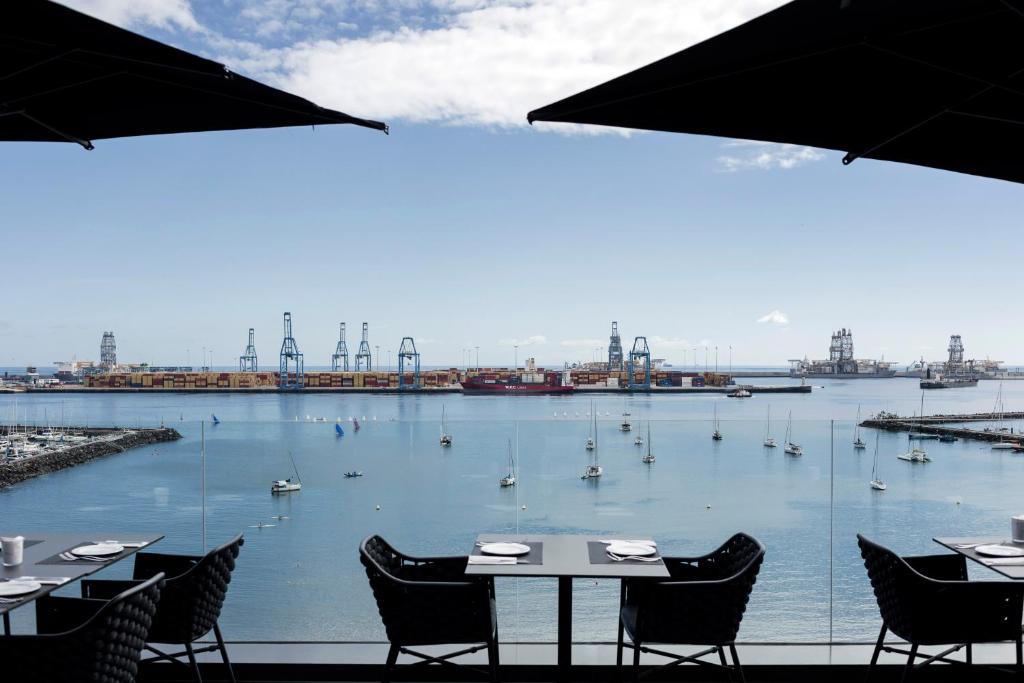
<box><xmin>3</xmin><ymin>378</ymin><xmax>1024</xmax><ymax>643</ymax></box>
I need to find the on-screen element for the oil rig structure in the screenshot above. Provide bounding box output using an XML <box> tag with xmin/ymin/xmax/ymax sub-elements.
<box><xmin>239</xmin><ymin>328</ymin><xmax>258</xmax><ymax>372</ymax></box>
<box><xmin>100</xmin><ymin>331</ymin><xmax>117</xmax><ymax>370</ymax></box>
<box><xmin>332</xmin><ymin>323</ymin><xmax>349</xmax><ymax>371</ymax></box>
<box><xmin>279</xmin><ymin>312</ymin><xmax>304</xmax><ymax>390</ymax></box>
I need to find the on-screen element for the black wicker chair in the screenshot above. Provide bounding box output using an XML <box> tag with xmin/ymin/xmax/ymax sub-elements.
<box><xmin>0</xmin><ymin>572</ymin><xmax>163</xmax><ymax>683</ymax></box>
<box><xmin>616</xmin><ymin>533</ymin><xmax>764</xmax><ymax>683</ymax></box>
<box><xmin>360</xmin><ymin>535</ymin><xmax>499</xmax><ymax>683</ymax></box>
<box><xmin>81</xmin><ymin>533</ymin><xmax>244</xmax><ymax>683</ymax></box>
<box><xmin>858</xmin><ymin>534</ymin><xmax>1024</xmax><ymax>682</ymax></box>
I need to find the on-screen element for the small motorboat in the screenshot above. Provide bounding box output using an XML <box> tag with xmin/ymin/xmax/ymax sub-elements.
<box><xmin>992</xmin><ymin>442</ymin><xmax>1018</xmax><ymax>450</ymax></box>
<box><xmin>938</xmin><ymin>434</ymin><xmax>958</xmax><ymax>443</ymax></box>
<box><xmin>344</xmin><ymin>471</ymin><xmax>364</xmax><ymax>478</ymax></box>
<box><xmin>727</xmin><ymin>388</ymin><xmax>752</xmax><ymax>398</ymax></box>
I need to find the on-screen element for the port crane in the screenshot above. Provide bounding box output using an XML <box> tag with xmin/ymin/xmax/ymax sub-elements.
<box><xmin>332</xmin><ymin>323</ymin><xmax>349</xmax><ymax>371</ymax></box>
<box><xmin>608</xmin><ymin>321</ymin><xmax>624</xmax><ymax>371</ymax></box>
<box><xmin>239</xmin><ymin>328</ymin><xmax>258</xmax><ymax>372</ymax></box>
<box><xmin>398</xmin><ymin>337</ymin><xmax>421</xmax><ymax>390</ymax></box>
<box><xmin>627</xmin><ymin>336</ymin><xmax>651</xmax><ymax>390</ymax></box>
<box><xmin>279</xmin><ymin>312</ymin><xmax>304</xmax><ymax>390</ymax></box>
<box><xmin>355</xmin><ymin>322</ymin><xmax>372</xmax><ymax>371</ymax></box>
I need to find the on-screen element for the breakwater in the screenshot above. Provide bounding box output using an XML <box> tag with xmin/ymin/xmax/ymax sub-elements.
<box><xmin>862</xmin><ymin>413</ymin><xmax>1023</xmax><ymax>445</ymax></box>
<box><xmin>0</xmin><ymin>427</ymin><xmax>181</xmax><ymax>488</ymax></box>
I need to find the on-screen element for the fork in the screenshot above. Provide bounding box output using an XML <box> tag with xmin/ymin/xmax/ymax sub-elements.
<box><xmin>606</xmin><ymin>552</ymin><xmax>662</xmax><ymax>563</ymax></box>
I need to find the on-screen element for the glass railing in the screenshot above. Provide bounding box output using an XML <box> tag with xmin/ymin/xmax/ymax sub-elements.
<box><xmin>3</xmin><ymin>393</ymin><xmax>1023</xmax><ymax>649</ymax></box>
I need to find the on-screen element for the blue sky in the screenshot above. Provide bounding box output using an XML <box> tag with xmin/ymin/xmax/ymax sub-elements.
<box><xmin>3</xmin><ymin>1</ymin><xmax>1021</xmax><ymax>368</ymax></box>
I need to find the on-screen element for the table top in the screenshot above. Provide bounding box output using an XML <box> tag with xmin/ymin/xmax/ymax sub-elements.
<box><xmin>464</xmin><ymin>534</ymin><xmax>670</xmax><ymax>579</ymax></box>
<box><xmin>0</xmin><ymin>532</ymin><xmax>164</xmax><ymax>615</ymax></box>
<box><xmin>934</xmin><ymin>536</ymin><xmax>1024</xmax><ymax>580</ymax></box>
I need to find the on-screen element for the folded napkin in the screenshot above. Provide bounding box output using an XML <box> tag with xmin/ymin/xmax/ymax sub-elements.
<box><xmin>468</xmin><ymin>556</ymin><xmax>517</xmax><ymax>565</ymax></box>
<box><xmin>599</xmin><ymin>539</ymin><xmax>657</xmax><ymax>546</ymax></box>
<box><xmin>16</xmin><ymin>576</ymin><xmax>70</xmax><ymax>585</ymax></box>
<box><xmin>981</xmin><ymin>558</ymin><xmax>1024</xmax><ymax>566</ymax></box>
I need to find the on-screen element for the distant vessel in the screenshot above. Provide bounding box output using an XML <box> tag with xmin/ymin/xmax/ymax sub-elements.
<box><xmin>619</xmin><ymin>404</ymin><xmax>631</xmax><ymax>432</ymax></box>
<box><xmin>853</xmin><ymin>406</ymin><xmax>866</xmax><ymax>449</ymax></box>
<box><xmin>920</xmin><ymin>376</ymin><xmax>978</xmax><ymax>389</ymax></box>
<box><xmin>499</xmin><ymin>438</ymin><xmax>516</xmax><ymax>487</ymax></box>
<box><xmin>712</xmin><ymin>404</ymin><xmax>723</xmax><ymax>441</ymax></box>
<box><xmin>641</xmin><ymin>423</ymin><xmax>655</xmax><ymax>463</ymax></box>
<box><xmin>784</xmin><ymin>412</ymin><xmax>803</xmax><ymax>456</ymax></box>
<box><xmin>992</xmin><ymin>442</ymin><xmax>1018</xmax><ymax>451</ymax></box>
<box><xmin>272</xmin><ymin>451</ymin><xmax>302</xmax><ymax>493</ymax></box>
<box><xmin>461</xmin><ymin>370</ymin><xmax>573</xmax><ymax>395</ymax></box>
<box><xmin>763</xmin><ymin>405</ymin><xmax>777</xmax><ymax>448</ymax></box>
<box><xmin>211</xmin><ymin>414</ymin><xmax>220</xmax><ymax>425</ymax></box>
<box><xmin>634</xmin><ymin>433</ymin><xmax>644</xmax><ymax>446</ymax></box>
<box><xmin>582</xmin><ymin>407</ymin><xmax>603</xmax><ymax>479</ymax></box>
<box><xmin>938</xmin><ymin>434</ymin><xmax>958</xmax><ymax>443</ymax></box>
<box><xmin>727</xmin><ymin>388</ymin><xmax>752</xmax><ymax>398</ymax></box>
<box><xmin>343</xmin><ymin>471</ymin><xmax>363</xmax><ymax>478</ymax></box>
<box><xmin>440</xmin><ymin>405</ymin><xmax>452</xmax><ymax>447</ymax></box>
<box><xmin>898</xmin><ymin>444</ymin><xmax>930</xmax><ymax>463</ymax></box>
<box><xmin>335</xmin><ymin>424</ymin><xmax>345</xmax><ymax>437</ymax></box>
<box><xmin>789</xmin><ymin>328</ymin><xmax>895</xmax><ymax>378</ymax></box>
<box><xmin>870</xmin><ymin>432</ymin><xmax>886</xmax><ymax>490</ymax></box>
<box><xmin>586</xmin><ymin>402</ymin><xmax>596</xmax><ymax>450</ymax></box>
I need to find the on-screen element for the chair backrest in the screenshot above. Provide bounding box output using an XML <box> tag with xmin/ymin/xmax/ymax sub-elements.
<box><xmin>638</xmin><ymin>533</ymin><xmax>765</xmax><ymax>645</ymax></box>
<box><xmin>857</xmin><ymin>534</ymin><xmax>926</xmax><ymax>640</ymax></box>
<box><xmin>149</xmin><ymin>533</ymin><xmax>244</xmax><ymax>643</ymax></box>
<box><xmin>29</xmin><ymin>573</ymin><xmax>164</xmax><ymax>683</ymax></box>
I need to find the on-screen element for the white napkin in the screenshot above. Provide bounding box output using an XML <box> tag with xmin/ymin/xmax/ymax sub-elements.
<box><xmin>981</xmin><ymin>558</ymin><xmax>1024</xmax><ymax>566</ymax></box>
<box><xmin>17</xmin><ymin>576</ymin><xmax>70</xmax><ymax>585</ymax></box>
<box><xmin>467</xmin><ymin>556</ymin><xmax>517</xmax><ymax>565</ymax></box>
<box><xmin>599</xmin><ymin>539</ymin><xmax>657</xmax><ymax>547</ymax></box>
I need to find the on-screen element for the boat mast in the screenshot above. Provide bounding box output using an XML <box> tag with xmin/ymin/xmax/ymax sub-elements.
<box><xmin>289</xmin><ymin>451</ymin><xmax>302</xmax><ymax>483</ymax></box>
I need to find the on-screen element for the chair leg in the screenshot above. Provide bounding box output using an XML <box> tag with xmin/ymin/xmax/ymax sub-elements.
<box><xmin>213</xmin><ymin>623</ymin><xmax>237</xmax><ymax>683</ymax></box>
<box><xmin>729</xmin><ymin>644</ymin><xmax>746</xmax><ymax>683</ymax></box>
<box><xmin>488</xmin><ymin>635</ymin><xmax>500</xmax><ymax>683</ymax></box>
<box><xmin>616</xmin><ymin>619</ymin><xmax>624</xmax><ymax>669</ymax></box>
<box><xmin>631</xmin><ymin>639</ymin><xmax>641</xmax><ymax>683</ymax></box>
<box><xmin>900</xmin><ymin>643</ymin><xmax>918</xmax><ymax>683</ymax></box>
<box><xmin>184</xmin><ymin>642</ymin><xmax>204</xmax><ymax>683</ymax></box>
<box><xmin>966</xmin><ymin>642</ymin><xmax>972</xmax><ymax>665</ymax></box>
<box><xmin>1016</xmin><ymin>635</ymin><xmax>1022</xmax><ymax>680</ymax></box>
<box><xmin>382</xmin><ymin>644</ymin><xmax>399</xmax><ymax>683</ymax></box>
<box><xmin>717</xmin><ymin>646</ymin><xmax>733</xmax><ymax>683</ymax></box>
<box><xmin>866</xmin><ymin>625</ymin><xmax>887</xmax><ymax>683</ymax></box>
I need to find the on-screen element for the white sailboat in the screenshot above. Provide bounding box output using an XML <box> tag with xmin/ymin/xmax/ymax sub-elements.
<box><xmin>784</xmin><ymin>412</ymin><xmax>803</xmax><ymax>456</ymax></box>
<box><xmin>582</xmin><ymin>408</ymin><xmax>603</xmax><ymax>479</ymax></box>
<box><xmin>585</xmin><ymin>401</ymin><xmax>596</xmax><ymax>450</ymax></box>
<box><xmin>499</xmin><ymin>438</ymin><xmax>516</xmax><ymax>487</ymax></box>
<box><xmin>619</xmin><ymin>402</ymin><xmax>632</xmax><ymax>432</ymax></box>
<box><xmin>439</xmin><ymin>405</ymin><xmax>452</xmax><ymax>447</ymax></box>
<box><xmin>641</xmin><ymin>423</ymin><xmax>655</xmax><ymax>463</ymax></box>
<box><xmin>870</xmin><ymin>431</ymin><xmax>886</xmax><ymax>490</ymax></box>
<box><xmin>712</xmin><ymin>403</ymin><xmax>723</xmax><ymax>441</ymax></box>
<box><xmin>634</xmin><ymin>433</ymin><xmax>644</xmax><ymax>446</ymax></box>
<box><xmin>990</xmin><ymin>383</ymin><xmax>1017</xmax><ymax>449</ymax></box>
<box><xmin>853</xmin><ymin>405</ymin><xmax>866</xmax><ymax>449</ymax></box>
<box><xmin>271</xmin><ymin>451</ymin><xmax>302</xmax><ymax>493</ymax></box>
<box><xmin>763</xmin><ymin>405</ymin><xmax>777</xmax><ymax>448</ymax></box>
<box><xmin>897</xmin><ymin>436</ymin><xmax>930</xmax><ymax>463</ymax></box>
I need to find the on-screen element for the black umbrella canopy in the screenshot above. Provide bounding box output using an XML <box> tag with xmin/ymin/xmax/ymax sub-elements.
<box><xmin>528</xmin><ymin>0</ymin><xmax>1024</xmax><ymax>184</ymax></box>
<box><xmin>0</xmin><ymin>1</ymin><xmax>386</xmax><ymax>149</ymax></box>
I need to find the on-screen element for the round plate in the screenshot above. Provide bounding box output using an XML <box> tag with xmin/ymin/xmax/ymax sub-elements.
<box><xmin>975</xmin><ymin>544</ymin><xmax>1024</xmax><ymax>557</ymax></box>
<box><xmin>607</xmin><ymin>542</ymin><xmax>657</xmax><ymax>557</ymax></box>
<box><xmin>0</xmin><ymin>580</ymin><xmax>41</xmax><ymax>597</ymax></box>
<box><xmin>479</xmin><ymin>542</ymin><xmax>530</xmax><ymax>556</ymax></box>
<box><xmin>71</xmin><ymin>543</ymin><xmax>124</xmax><ymax>557</ymax></box>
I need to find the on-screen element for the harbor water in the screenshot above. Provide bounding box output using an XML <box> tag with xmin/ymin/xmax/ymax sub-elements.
<box><xmin>3</xmin><ymin>377</ymin><xmax>1024</xmax><ymax>644</ymax></box>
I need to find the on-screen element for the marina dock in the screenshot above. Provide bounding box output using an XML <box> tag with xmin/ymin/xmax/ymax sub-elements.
<box><xmin>862</xmin><ymin>412</ymin><xmax>1024</xmax><ymax>446</ymax></box>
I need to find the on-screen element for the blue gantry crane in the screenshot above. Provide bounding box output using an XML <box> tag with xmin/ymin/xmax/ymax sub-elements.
<box><xmin>239</xmin><ymin>327</ymin><xmax>258</xmax><ymax>372</ymax></box>
<box><xmin>398</xmin><ymin>337</ymin><xmax>421</xmax><ymax>390</ymax></box>
<box><xmin>627</xmin><ymin>336</ymin><xmax>651</xmax><ymax>390</ymax></box>
<box><xmin>355</xmin><ymin>322</ymin><xmax>372</xmax><ymax>371</ymax></box>
<box><xmin>332</xmin><ymin>322</ymin><xmax>349</xmax><ymax>371</ymax></box>
<box><xmin>279</xmin><ymin>312</ymin><xmax>304</xmax><ymax>390</ymax></box>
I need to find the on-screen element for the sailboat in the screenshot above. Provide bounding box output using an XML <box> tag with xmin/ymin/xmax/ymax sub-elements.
<box><xmin>870</xmin><ymin>432</ymin><xmax>886</xmax><ymax>490</ymax></box>
<box><xmin>499</xmin><ymin>438</ymin><xmax>516</xmax><ymax>487</ymax></box>
<box><xmin>585</xmin><ymin>402</ymin><xmax>596</xmax><ymax>450</ymax></box>
<box><xmin>784</xmin><ymin>412</ymin><xmax>803</xmax><ymax>456</ymax></box>
<box><xmin>641</xmin><ymin>423</ymin><xmax>655</xmax><ymax>463</ymax></box>
<box><xmin>634</xmin><ymin>432</ymin><xmax>644</xmax><ymax>446</ymax></box>
<box><xmin>897</xmin><ymin>435</ymin><xmax>930</xmax><ymax>463</ymax></box>
<box><xmin>991</xmin><ymin>383</ymin><xmax>1017</xmax><ymax>449</ymax></box>
<box><xmin>211</xmin><ymin>414</ymin><xmax>220</xmax><ymax>425</ymax></box>
<box><xmin>335</xmin><ymin>424</ymin><xmax>345</xmax><ymax>436</ymax></box>
<box><xmin>353</xmin><ymin>418</ymin><xmax>360</xmax><ymax>432</ymax></box>
<box><xmin>440</xmin><ymin>405</ymin><xmax>452</xmax><ymax>447</ymax></box>
<box><xmin>582</xmin><ymin>408</ymin><xmax>603</xmax><ymax>479</ymax></box>
<box><xmin>712</xmin><ymin>403</ymin><xmax>723</xmax><ymax>441</ymax></box>
<box><xmin>853</xmin><ymin>405</ymin><xmax>866</xmax><ymax>449</ymax></box>
<box><xmin>271</xmin><ymin>451</ymin><xmax>302</xmax><ymax>493</ymax></box>
<box><xmin>763</xmin><ymin>405</ymin><xmax>777</xmax><ymax>448</ymax></box>
<box><xmin>619</xmin><ymin>402</ymin><xmax>632</xmax><ymax>432</ymax></box>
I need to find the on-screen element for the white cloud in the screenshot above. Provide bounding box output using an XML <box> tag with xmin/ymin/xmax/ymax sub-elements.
<box><xmin>717</xmin><ymin>141</ymin><xmax>825</xmax><ymax>172</ymax></box>
<box><xmin>225</xmin><ymin>0</ymin><xmax>786</xmax><ymax>128</ymax></box>
<box><xmin>499</xmin><ymin>335</ymin><xmax>547</xmax><ymax>346</ymax></box>
<box><xmin>61</xmin><ymin>0</ymin><xmax>200</xmax><ymax>31</ymax></box>
<box><xmin>560</xmin><ymin>338</ymin><xmax>603</xmax><ymax>347</ymax></box>
<box><xmin>757</xmin><ymin>309</ymin><xmax>789</xmax><ymax>325</ymax></box>
<box><xmin>648</xmin><ymin>336</ymin><xmax>691</xmax><ymax>349</ymax></box>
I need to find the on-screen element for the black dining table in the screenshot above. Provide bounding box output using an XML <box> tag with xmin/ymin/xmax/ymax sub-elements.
<box><xmin>934</xmin><ymin>536</ymin><xmax>1024</xmax><ymax>580</ymax></box>
<box><xmin>0</xmin><ymin>532</ymin><xmax>163</xmax><ymax>634</ymax></box>
<box><xmin>465</xmin><ymin>534</ymin><xmax>669</xmax><ymax>682</ymax></box>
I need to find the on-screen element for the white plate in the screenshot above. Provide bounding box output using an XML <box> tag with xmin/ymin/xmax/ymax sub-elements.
<box><xmin>607</xmin><ymin>542</ymin><xmax>657</xmax><ymax>557</ymax></box>
<box><xmin>0</xmin><ymin>580</ymin><xmax>41</xmax><ymax>597</ymax></box>
<box><xmin>478</xmin><ymin>542</ymin><xmax>530</xmax><ymax>556</ymax></box>
<box><xmin>71</xmin><ymin>543</ymin><xmax>124</xmax><ymax>557</ymax></box>
<box><xmin>974</xmin><ymin>544</ymin><xmax>1024</xmax><ymax>557</ymax></box>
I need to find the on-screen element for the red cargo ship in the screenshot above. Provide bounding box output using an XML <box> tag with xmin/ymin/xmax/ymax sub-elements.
<box><xmin>461</xmin><ymin>371</ymin><xmax>574</xmax><ymax>395</ymax></box>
